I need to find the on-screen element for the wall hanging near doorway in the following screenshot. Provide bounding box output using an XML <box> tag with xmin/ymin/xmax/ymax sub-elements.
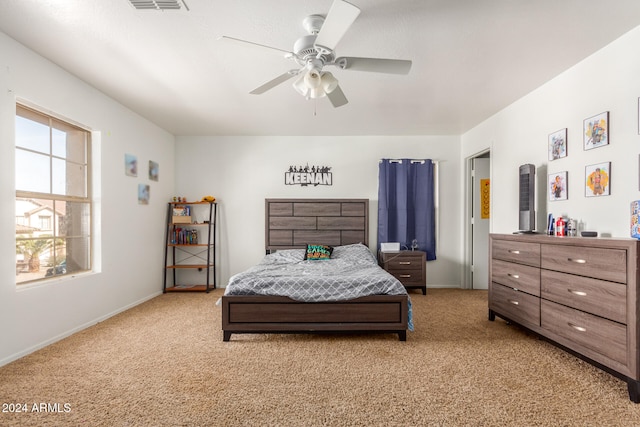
<box><xmin>480</xmin><ymin>178</ymin><xmax>491</xmax><ymax>218</ymax></box>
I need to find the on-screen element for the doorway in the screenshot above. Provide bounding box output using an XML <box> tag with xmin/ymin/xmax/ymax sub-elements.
<box><xmin>466</xmin><ymin>150</ymin><xmax>491</xmax><ymax>290</ymax></box>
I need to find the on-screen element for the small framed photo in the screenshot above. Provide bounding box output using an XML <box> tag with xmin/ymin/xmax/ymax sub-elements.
<box><xmin>585</xmin><ymin>161</ymin><xmax>610</xmax><ymax>197</ymax></box>
<box><xmin>548</xmin><ymin>128</ymin><xmax>567</xmax><ymax>161</ymax></box>
<box><xmin>548</xmin><ymin>171</ymin><xmax>568</xmax><ymax>201</ymax></box>
<box><xmin>149</xmin><ymin>161</ymin><xmax>159</xmax><ymax>181</ymax></box>
<box><xmin>125</xmin><ymin>154</ymin><xmax>137</xmax><ymax>177</ymax></box>
<box><xmin>583</xmin><ymin>111</ymin><xmax>609</xmax><ymax>150</ymax></box>
<box><xmin>637</xmin><ymin>97</ymin><xmax>640</xmax><ymax>135</ymax></box>
<box><xmin>138</xmin><ymin>184</ymin><xmax>150</xmax><ymax>204</ymax></box>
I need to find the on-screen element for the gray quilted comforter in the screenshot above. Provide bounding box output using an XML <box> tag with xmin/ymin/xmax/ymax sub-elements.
<box><xmin>224</xmin><ymin>243</ymin><xmax>408</xmax><ymax>302</ymax></box>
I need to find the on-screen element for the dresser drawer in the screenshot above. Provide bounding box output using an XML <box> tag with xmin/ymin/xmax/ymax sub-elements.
<box><xmin>490</xmin><ymin>283</ymin><xmax>540</xmax><ymax>328</ymax></box>
<box><xmin>541</xmin><ymin>299</ymin><xmax>627</xmax><ymax>365</ymax></box>
<box><xmin>541</xmin><ymin>244</ymin><xmax>627</xmax><ymax>283</ymax></box>
<box><xmin>541</xmin><ymin>270</ymin><xmax>626</xmax><ymax>324</ymax></box>
<box><xmin>492</xmin><ymin>240</ymin><xmax>540</xmax><ymax>267</ymax></box>
<box><xmin>492</xmin><ymin>259</ymin><xmax>540</xmax><ymax>297</ymax></box>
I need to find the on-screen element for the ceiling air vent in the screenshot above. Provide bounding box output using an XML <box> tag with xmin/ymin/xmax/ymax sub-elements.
<box><xmin>128</xmin><ymin>0</ymin><xmax>189</xmax><ymax>11</ymax></box>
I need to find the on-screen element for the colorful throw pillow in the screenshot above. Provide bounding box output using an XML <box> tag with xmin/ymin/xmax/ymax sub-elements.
<box><xmin>304</xmin><ymin>244</ymin><xmax>334</xmax><ymax>260</ymax></box>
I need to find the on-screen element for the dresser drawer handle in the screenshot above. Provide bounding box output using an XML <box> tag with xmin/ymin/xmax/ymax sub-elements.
<box><xmin>508</xmin><ymin>250</ymin><xmax>520</xmax><ymax>254</ymax></box>
<box><xmin>507</xmin><ymin>273</ymin><xmax>520</xmax><ymax>279</ymax></box>
<box><xmin>507</xmin><ymin>299</ymin><xmax>519</xmax><ymax>305</ymax></box>
<box><xmin>399</xmin><ymin>262</ymin><xmax>411</xmax><ymax>265</ymax></box>
<box><xmin>568</xmin><ymin>289</ymin><xmax>587</xmax><ymax>297</ymax></box>
<box><xmin>567</xmin><ymin>258</ymin><xmax>587</xmax><ymax>264</ymax></box>
<box><xmin>568</xmin><ymin>322</ymin><xmax>587</xmax><ymax>332</ymax></box>
<box><xmin>399</xmin><ymin>274</ymin><xmax>411</xmax><ymax>278</ymax></box>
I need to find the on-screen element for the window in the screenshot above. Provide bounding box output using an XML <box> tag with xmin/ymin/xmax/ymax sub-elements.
<box><xmin>15</xmin><ymin>104</ymin><xmax>91</xmax><ymax>284</ymax></box>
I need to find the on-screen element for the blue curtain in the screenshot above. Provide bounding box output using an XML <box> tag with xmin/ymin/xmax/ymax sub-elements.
<box><xmin>377</xmin><ymin>159</ymin><xmax>436</xmax><ymax>261</ymax></box>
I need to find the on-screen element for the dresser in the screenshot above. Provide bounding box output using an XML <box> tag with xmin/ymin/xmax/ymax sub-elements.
<box><xmin>489</xmin><ymin>233</ymin><xmax>640</xmax><ymax>402</ymax></box>
<box><xmin>378</xmin><ymin>250</ymin><xmax>426</xmax><ymax>295</ymax></box>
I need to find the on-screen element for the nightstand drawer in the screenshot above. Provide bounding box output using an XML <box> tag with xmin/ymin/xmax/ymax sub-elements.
<box><xmin>541</xmin><ymin>244</ymin><xmax>626</xmax><ymax>283</ymax></box>
<box><xmin>490</xmin><ymin>283</ymin><xmax>540</xmax><ymax>328</ymax></box>
<box><xmin>385</xmin><ymin>257</ymin><xmax>423</xmax><ymax>271</ymax></box>
<box><xmin>492</xmin><ymin>240</ymin><xmax>540</xmax><ymax>267</ymax></box>
<box><xmin>541</xmin><ymin>299</ymin><xmax>627</xmax><ymax>365</ymax></box>
<box><xmin>387</xmin><ymin>270</ymin><xmax>423</xmax><ymax>285</ymax></box>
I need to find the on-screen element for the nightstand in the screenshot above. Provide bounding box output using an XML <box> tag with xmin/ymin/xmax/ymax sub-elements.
<box><xmin>378</xmin><ymin>250</ymin><xmax>426</xmax><ymax>295</ymax></box>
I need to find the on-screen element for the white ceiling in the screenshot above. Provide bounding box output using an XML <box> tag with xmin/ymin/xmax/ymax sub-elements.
<box><xmin>1</xmin><ymin>0</ymin><xmax>640</xmax><ymax>136</ymax></box>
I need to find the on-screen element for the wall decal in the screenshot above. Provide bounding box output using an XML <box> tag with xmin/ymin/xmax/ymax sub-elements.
<box><xmin>285</xmin><ymin>164</ymin><xmax>332</xmax><ymax>186</ymax></box>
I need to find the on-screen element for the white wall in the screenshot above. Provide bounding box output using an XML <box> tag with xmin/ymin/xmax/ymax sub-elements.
<box><xmin>0</xmin><ymin>32</ymin><xmax>176</xmax><ymax>366</ymax></box>
<box><xmin>174</xmin><ymin>136</ymin><xmax>463</xmax><ymax>288</ymax></box>
<box><xmin>462</xmin><ymin>25</ymin><xmax>640</xmax><ymax>238</ymax></box>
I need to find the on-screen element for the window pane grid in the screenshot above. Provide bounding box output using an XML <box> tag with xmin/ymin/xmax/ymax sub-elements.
<box><xmin>15</xmin><ymin>104</ymin><xmax>91</xmax><ymax>285</ymax></box>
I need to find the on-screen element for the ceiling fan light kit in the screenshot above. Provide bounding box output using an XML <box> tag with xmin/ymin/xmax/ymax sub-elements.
<box><xmin>220</xmin><ymin>0</ymin><xmax>412</xmax><ymax>107</ymax></box>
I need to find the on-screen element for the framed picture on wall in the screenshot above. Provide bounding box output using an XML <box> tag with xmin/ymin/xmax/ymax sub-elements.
<box><xmin>548</xmin><ymin>171</ymin><xmax>568</xmax><ymax>201</ymax></box>
<box><xmin>548</xmin><ymin>128</ymin><xmax>567</xmax><ymax>160</ymax></box>
<box><xmin>138</xmin><ymin>183</ymin><xmax>150</xmax><ymax>204</ymax></box>
<box><xmin>583</xmin><ymin>111</ymin><xmax>609</xmax><ymax>150</ymax></box>
<box><xmin>585</xmin><ymin>161</ymin><xmax>610</xmax><ymax>197</ymax></box>
<box><xmin>125</xmin><ymin>153</ymin><xmax>137</xmax><ymax>177</ymax></box>
<box><xmin>149</xmin><ymin>160</ymin><xmax>159</xmax><ymax>181</ymax></box>
<box><xmin>637</xmin><ymin>97</ymin><xmax>640</xmax><ymax>135</ymax></box>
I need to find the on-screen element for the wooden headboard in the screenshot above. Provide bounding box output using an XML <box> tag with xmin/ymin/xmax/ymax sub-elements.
<box><xmin>265</xmin><ymin>198</ymin><xmax>369</xmax><ymax>252</ymax></box>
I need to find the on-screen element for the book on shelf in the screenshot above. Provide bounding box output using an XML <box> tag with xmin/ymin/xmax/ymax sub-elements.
<box><xmin>171</xmin><ymin>227</ymin><xmax>199</xmax><ymax>245</ymax></box>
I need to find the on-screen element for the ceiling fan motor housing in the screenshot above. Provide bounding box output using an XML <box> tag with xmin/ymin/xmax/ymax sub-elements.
<box><xmin>293</xmin><ymin>15</ymin><xmax>335</xmax><ymax>67</ymax></box>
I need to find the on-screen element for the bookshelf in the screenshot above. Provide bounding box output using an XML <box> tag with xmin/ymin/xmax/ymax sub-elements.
<box><xmin>163</xmin><ymin>201</ymin><xmax>217</xmax><ymax>293</ymax></box>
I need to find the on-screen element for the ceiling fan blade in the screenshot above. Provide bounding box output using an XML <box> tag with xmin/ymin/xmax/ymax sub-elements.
<box><xmin>314</xmin><ymin>0</ymin><xmax>361</xmax><ymax>53</ymax></box>
<box><xmin>218</xmin><ymin>36</ymin><xmax>294</xmax><ymax>58</ymax></box>
<box><xmin>250</xmin><ymin>70</ymin><xmax>300</xmax><ymax>94</ymax></box>
<box><xmin>327</xmin><ymin>84</ymin><xmax>348</xmax><ymax>108</ymax></box>
<box><xmin>335</xmin><ymin>57</ymin><xmax>412</xmax><ymax>74</ymax></box>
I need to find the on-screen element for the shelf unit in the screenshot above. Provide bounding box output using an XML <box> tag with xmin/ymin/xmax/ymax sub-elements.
<box><xmin>163</xmin><ymin>201</ymin><xmax>217</xmax><ymax>293</ymax></box>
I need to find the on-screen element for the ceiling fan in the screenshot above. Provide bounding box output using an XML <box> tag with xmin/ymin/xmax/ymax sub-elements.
<box><xmin>219</xmin><ymin>0</ymin><xmax>412</xmax><ymax>107</ymax></box>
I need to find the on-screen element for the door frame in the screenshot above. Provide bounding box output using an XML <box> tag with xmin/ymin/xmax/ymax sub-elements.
<box><xmin>463</xmin><ymin>149</ymin><xmax>491</xmax><ymax>289</ymax></box>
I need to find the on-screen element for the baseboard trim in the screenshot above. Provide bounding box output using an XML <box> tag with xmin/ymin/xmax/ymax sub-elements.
<box><xmin>0</xmin><ymin>291</ymin><xmax>162</xmax><ymax>368</ymax></box>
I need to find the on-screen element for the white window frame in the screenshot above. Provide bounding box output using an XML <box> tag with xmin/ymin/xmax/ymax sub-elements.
<box><xmin>15</xmin><ymin>103</ymin><xmax>93</xmax><ymax>285</ymax></box>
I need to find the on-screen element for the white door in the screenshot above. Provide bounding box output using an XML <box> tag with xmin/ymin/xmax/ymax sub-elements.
<box><xmin>472</xmin><ymin>157</ymin><xmax>490</xmax><ymax>290</ymax></box>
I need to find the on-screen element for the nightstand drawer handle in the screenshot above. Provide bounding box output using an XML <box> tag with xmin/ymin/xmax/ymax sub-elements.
<box><xmin>508</xmin><ymin>250</ymin><xmax>520</xmax><ymax>254</ymax></box>
<box><xmin>568</xmin><ymin>258</ymin><xmax>587</xmax><ymax>264</ymax></box>
<box><xmin>568</xmin><ymin>289</ymin><xmax>587</xmax><ymax>297</ymax></box>
<box><xmin>399</xmin><ymin>261</ymin><xmax>412</xmax><ymax>265</ymax></box>
<box><xmin>507</xmin><ymin>299</ymin><xmax>519</xmax><ymax>305</ymax></box>
<box><xmin>507</xmin><ymin>273</ymin><xmax>520</xmax><ymax>279</ymax></box>
<box><xmin>399</xmin><ymin>274</ymin><xmax>411</xmax><ymax>278</ymax></box>
<box><xmin>568</xmin><ymin>322</ymin><xmax>587</xmax><ymax>332</ymax></box>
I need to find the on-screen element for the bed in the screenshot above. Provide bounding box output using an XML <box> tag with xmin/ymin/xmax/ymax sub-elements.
<box><xmin>221</xmin><ymin>198</ymin><xmax>410</xmax><ymax>341</ymax></box>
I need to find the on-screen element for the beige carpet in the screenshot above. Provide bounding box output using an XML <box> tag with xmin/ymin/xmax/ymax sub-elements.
<box><xmin>1</xmin><ymin>288</ymin><xmax>640</xmax><ymax>426</ymax></box>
